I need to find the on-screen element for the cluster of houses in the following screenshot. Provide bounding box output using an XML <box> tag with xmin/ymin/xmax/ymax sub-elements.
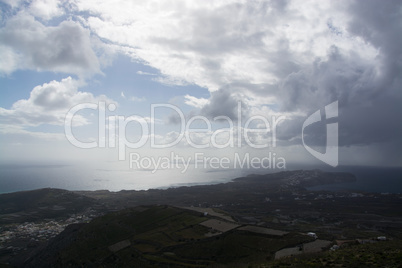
<box><xmin>0</xmin><ymin>212</ymin><xmax>98</xmax><ymax>245</ymax></box>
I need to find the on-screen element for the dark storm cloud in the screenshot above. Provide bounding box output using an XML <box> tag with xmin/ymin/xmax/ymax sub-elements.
<box><xmin>272</xmin><ymin>0</ymin><xmax>402</xmax><ymax>156</ymax></box>
<box><xmin>347</xmin><ymin>0</ymin><xmax>402</xmax><ymax>81</ymax></box>
<box><xmin>179</xmin><ymin>0</ymin><xmax>402</xmax><ymax>159</ymax></box>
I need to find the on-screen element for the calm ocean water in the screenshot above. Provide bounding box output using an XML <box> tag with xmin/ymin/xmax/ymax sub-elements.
<box><xmin>0</xmin><ymin>161</ymin><xmax>245</xmax><ymax>194</ymax></box>
<box><xmin>0</xmin><ymin>162</ymin><xmax>401</xmax><ymax>194</ymax></box>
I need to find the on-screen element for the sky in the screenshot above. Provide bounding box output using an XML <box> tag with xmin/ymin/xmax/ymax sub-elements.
<box><xmin>0</xmin><ymin>0</ymin><xmax>401</xmax><ymax>171</ymax></box>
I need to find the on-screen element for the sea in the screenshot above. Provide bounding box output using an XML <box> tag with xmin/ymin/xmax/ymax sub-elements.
<box><xmin>0</xmin><ymin>162</ymin><xmax>401</xmax><ymax>194</ymax></box>
<box><xmin>0</xmin><ymin>161</ymin><xmax>245</xmax><ymax>194</ymax></box>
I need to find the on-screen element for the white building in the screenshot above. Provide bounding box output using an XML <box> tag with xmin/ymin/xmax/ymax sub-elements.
<box><xmin>307</xmin><ymin>232</ymin><xmax>317</xmax><ymax>239</ymax></box>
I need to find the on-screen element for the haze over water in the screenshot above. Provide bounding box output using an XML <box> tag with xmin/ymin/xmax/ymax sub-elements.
<box><xmin>1</xmin><ymin>162</ymin><xmax>401</xmax><ymax>194</ymax></box>
<box><xmin>0</xmin><ymin>161</ymin><xmax>244</xmax><ymax>194</ymax></box>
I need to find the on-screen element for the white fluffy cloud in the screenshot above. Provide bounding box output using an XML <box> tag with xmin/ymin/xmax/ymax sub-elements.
<box><xmin>28</xmin><ymin>0</ymin><xmax>64</xmax><ymax>20</ymax></box>
<box><xmin>0</xmin><ymin>13</ymin><xmax>100</xmax><ymax>76</ymax></box>
<box><xmin>0</xmin><ymin>77</ymin><xmax>114</xmax><ymax>126</ymax></box>
<box><xmin>184</xmin><ymin>95</ymin><xmax>208</xmax><ymax>109</ymax></box>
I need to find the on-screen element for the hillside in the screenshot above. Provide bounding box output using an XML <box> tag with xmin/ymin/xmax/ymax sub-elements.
<box><xmin>1</xmin><ymin>170</ymin><xmax>401</xmax><ymax>267</ymax></box>
<box><xmin>25</xmin><ymin>206</ymin><xmax>315</xmax><ymax>267</ymax></box>
<box><xmin>25</xmin><ymin>205</ymin><xmax>402</xmax><ymax>267</ymax></box>
<box><xmin>0</xmin><ymin>188</ymin><xmax>100</xmax><ymax>224</ymax></box>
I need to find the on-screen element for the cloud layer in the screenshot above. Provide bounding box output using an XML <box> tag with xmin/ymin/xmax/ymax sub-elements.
<box><xmin>1</xmin><ymin>0</ymin><xmax>401</xmax><ymax>165</ymax></box>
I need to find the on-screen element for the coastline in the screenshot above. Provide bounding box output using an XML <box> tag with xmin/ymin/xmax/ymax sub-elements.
<box><xmin>0</xmin><ymin>165</ymin><xmax>401</xmax><ymax>195</ymax></box>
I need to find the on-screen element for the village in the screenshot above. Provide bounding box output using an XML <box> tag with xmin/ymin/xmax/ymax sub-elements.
<box><xmin>0</xmin><ymin>210</ymin><xmax>102</xmax><ymax>261</ymax></box>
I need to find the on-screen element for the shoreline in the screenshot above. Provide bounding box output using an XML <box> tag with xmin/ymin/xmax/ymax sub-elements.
<box><xmin>0</xmin><ymin>166</ymin><xmax>401</xmax><ymax>195</ymax></box>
